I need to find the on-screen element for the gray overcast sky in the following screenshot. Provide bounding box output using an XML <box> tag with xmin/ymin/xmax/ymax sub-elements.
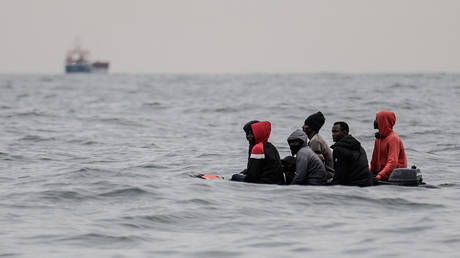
<box><xmin>1</xmin><ymin>0</ymin><xmax>460</xmax><ymax>74</ymax></box>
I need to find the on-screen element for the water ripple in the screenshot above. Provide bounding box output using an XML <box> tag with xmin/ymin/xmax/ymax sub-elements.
<box><xmin>19</xmin><ymin>135</ymin><xmax>56</xmax><ymax>142</ymax></box>
<box><xmin>39</xmin><ymin>190</ymin><xmax>90</xmax><ymax>201</ymax></box>
<box><xmin>376</xmin><ymin>197</ymin><xmax>445</xmax><ymax>209</ymax></box>
<box><xmin>98</xmin><ymin>187</ymin><xmax>148</xmax><ymax>197</ymax></box>
<box><xmin>57</xmin><ymin>233</ymin><xmax>144</xmax><ymax>247</ymax></box>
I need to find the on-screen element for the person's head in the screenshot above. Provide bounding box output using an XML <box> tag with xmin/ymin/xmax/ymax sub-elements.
<box><xmin>287</xmin><ymin>129</ymin><xmax>307</xmax><ymax>155</ymax></box>
<box><xmin>303</xmin><ymin>111</ymin><xmax>325</xmax><ymax>136</ymax></box>
<box><xmin>243</xmin><ymin>120</ymin><xmax>259</xmax><ymax>145</ymax></box>
<box><xmin>332</xmin><ymin>121</ymin><xmax>349</xmax><ymax>142</ymax></box>
<box><xmin>374</xmin><ymin>110</ymin><xmax>396</xmax><ymax>138</ymax></box>
<box><xmin>246</xmin><ymin>121</ymin><xmax>271</xmax><ymax>146</ymax></box>
<box><xmin>373</xmin><ymin>119</ymin><xmax>380</xmax><ymax>138</ymax></box>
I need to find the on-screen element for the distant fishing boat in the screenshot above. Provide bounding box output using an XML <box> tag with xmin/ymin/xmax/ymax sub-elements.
<box><xmin>65</xmin><ymin>44</ymin><xmax>109</xmax><ymax>73</ymax></box>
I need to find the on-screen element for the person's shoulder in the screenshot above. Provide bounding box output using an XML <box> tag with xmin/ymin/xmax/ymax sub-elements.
<box><xmin>386</xmin><ymin>132</ymin><xmax>403</xmax><ymax>142</ymax></box>
<box><xmin>309</xmin><ymin>135</ymin><xmax>320</xmax><ymax>147</ymax></box>
<box><xmin>264</xmin><ymin>141</ymin><xmax>279</xmax><ymax>151</ymax></box>
<box><xmin>311</xmin><ymin>134</ymin><xmax>320</xmax><ymax>142</ymax></box>
<box><xmin>393</xmin><ymin>132</ymin><xmax>403</xmax><ymax>140</ymax></box>
<box><xmin>359</xmin><ymin>145</ymin><xmax>367</xmax><ymax>154</ymax></box>
<box><xmin>298</xmin><ymin>146</ymin><xmax>315</xmax><ymax>157</ymax></box>
<box><xmin>265</xmin><ymin>141</ymin><xmax>276</xmax><ymax>147</ymax></box>
<box><xmin>332</xmin><ymin>144</ymin><xmax>346</xmax><ymax>152</ymax></box>
<box><xmin>319</xmin><ymin>134</ymin><xmax>331</xmax><ymax>144</ymax></box>
<box><xmin>333</xmin><ymin>144</ymin><xmax>351</xmax><ymax>159</ymax></box>
<box><xmin>313</xmin><ymin>134</ymin><xmax>330</xmax><ymax>150</ymax></box>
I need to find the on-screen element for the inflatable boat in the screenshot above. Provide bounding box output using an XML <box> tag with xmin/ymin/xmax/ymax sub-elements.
<box><xmin>195</xmin><ymin>166</ymin><xmax>426</xmax><ymax>187</ymax></box>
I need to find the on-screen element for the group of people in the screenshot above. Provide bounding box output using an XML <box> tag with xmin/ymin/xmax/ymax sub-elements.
<box><xmin>231</xmin><ymin>110</ymin><xmax>407</xmax><ymax>187</ymax></box>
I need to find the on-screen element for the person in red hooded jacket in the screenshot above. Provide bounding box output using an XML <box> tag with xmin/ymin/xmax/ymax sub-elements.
<box><xmin>232</xmin><ymin>121</ymin><xmax>284</xmax><ymax>184</ymax></box>
<box><xmin>370</xmin><ymin>110</ymin><xmax>407</xmax><ymax>181</ymax></box>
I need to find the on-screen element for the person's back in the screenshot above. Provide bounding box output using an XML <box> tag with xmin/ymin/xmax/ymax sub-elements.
<box><xmin>244</xmin><ymin>121</ymin><xmax>284</xmax><ymax>184</ymax></box>
<box><xmin>309</xmin><ymin>133</ymin><xmax>334</xmax><ymax>176</ymax></box>
<box><xmin>370</xmin><ymin>110</ymin><xmax>407</xmax><ymax>181</ymax></box>
<box><xmin>331</xmin><ymin>126</ymin><xmax>372</xmax><ymax>187</ymax></box>
<box><xmin>287</xmin><ymin>129</ymin><xmax>327</xmax><ymax>185</ymax></box>
<box><xmin>292</xmin><ymin>144</ymin><xmax>327</xmax><ymax>185</ymax></box>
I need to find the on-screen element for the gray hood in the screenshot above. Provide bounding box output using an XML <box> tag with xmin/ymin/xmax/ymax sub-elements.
<box><xmin>287</xmin><ymin>129</ymin><xmax>307</xmax><ymax>143</ymax></box>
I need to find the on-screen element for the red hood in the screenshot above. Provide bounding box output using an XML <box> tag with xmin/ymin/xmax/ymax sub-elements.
<box><xmin>376</xmin><ymin>110</ymin><xmax>396</xmax><ymax>138</ymax></box>
<box><xmin>251</xmin><ymin>121</ymin><xmax>271</xmax><ymax>144</ymax></box>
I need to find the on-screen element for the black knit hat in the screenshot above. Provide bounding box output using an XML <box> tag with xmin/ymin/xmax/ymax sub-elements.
<box><xmin>304</xmin><ymin>111</ymin><xmax>325</xmax><ymax>132</ymax></box>
<box><xmin>243</xmin><ymin>120</ymin><xmax>259</xmax><ymax>134</ymax></box>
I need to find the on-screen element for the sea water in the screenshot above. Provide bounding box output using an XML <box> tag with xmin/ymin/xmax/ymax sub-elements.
<box><xmin>1</xmin><ymin>73</ymin><xmax>459</xmax><ymax>257</ymax></box>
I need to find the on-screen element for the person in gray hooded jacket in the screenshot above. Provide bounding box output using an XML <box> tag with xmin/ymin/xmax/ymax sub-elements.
<box><xmin>287</xmin><ymin>129</ymin><xmax>327</xmax><ymax>185</ymax></box>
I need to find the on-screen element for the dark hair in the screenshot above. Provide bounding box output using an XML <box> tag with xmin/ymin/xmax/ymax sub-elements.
<box><xmin>334</xmin><ymin>121</ymin><xmax>349</xmax><ymax>134</ymax></box>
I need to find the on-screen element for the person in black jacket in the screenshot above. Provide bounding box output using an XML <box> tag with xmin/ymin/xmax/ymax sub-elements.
<box><xmin>331</xmin><ymin>121</ymin><xmax>372</xmax><ymax>186</ymax></box>
<box><xmin>232</xmin><ymin>121</ymin><xmax>284</xmax><ymax>184</ymax></box>
<box><xmin>232</xmin><ymin>120</ymin><xmax>259</xmax><ymax>182</ymax></box>
<box><xmin>243</xmin><ymin>120</ymin><xmax>260</xmax><ymax>158</ymax></box>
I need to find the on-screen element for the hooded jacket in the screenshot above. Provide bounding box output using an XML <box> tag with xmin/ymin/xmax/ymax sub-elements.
<box><xmin>244</xmin><ymin>121</ymin><xmax>284</xmax><ymax>184</ymax></box>
<box><xmin>370</xmin><ymin>111</ymin><xmax>407</xmax><ymax>180</ymax></box>
<box><xmin>331</xmin><ymin>135</ymin><xmax>372</xmax><ymax>186</ymax></box>
<box><xmin>288</xmin><ymin>130</ymin><xmax>327</xmax><ymax>185</ymax></box>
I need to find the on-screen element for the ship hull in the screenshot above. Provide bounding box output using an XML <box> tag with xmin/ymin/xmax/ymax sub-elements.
<box><xmin>65</xmin><ymin>63</ymin><xmax>109</xmax><ymax>73</ymax></box>
<box><xmin>65</xmin><ymin>64</ymin><xmax>92</xmax><ymax>73</ymax></box>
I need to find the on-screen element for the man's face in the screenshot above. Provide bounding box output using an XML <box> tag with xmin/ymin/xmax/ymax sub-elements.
<box><xmin>332</xmin><ymin>124</ymin><xmax>346</xmax><ymax>142</ymax></box>
<box><xmin>246</xmin><ymin>132</ymin><xmax>255</xmax><ymax>145</ymax></box>
<box><xmin>302</xmin><ymin>124</ymin><xmax>313</xmax><ymax>135</ymax></box>
<box><xmin>288</xmin><ymin>139</ymin><xmax>304</xmax><ymax>155</ymax></box>
<box><xmin>373</xmin><ymin>119</ymin><xmax>381</xmax><ymax>139</ymax></box>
